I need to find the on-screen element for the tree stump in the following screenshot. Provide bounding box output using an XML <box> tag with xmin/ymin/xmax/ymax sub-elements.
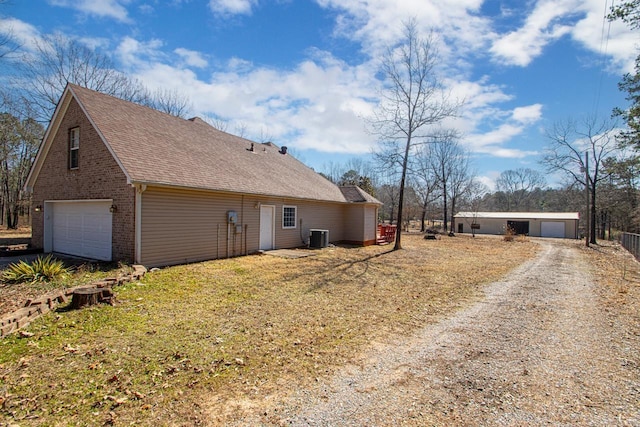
<box><xmin>71</xmin><ymin>287</ymin><xmax>102</xmax><ymax>309</ymax></box>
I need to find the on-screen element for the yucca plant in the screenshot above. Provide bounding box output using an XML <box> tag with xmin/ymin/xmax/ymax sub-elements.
<box><xmin>2</xmin><ymin>254</ymin><xmax>71</xmax><ymax>284</ymax></box>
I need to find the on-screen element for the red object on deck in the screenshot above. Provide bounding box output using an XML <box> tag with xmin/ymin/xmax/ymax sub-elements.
<box><xmin>377</xmin><ymin>224</ymin><xmax>397</xmax><ymax>245</ymax></box>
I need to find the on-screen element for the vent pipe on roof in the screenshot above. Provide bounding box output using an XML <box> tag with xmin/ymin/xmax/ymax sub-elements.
<box><xmin>279</xmin><ymin>146</ymin><xmax>287</xmax><ymax>155</ymax></box>
<box><xmin>247</xmin><ymin>143</ymin><xmax>254</xmax><ymax>152</ymax></box>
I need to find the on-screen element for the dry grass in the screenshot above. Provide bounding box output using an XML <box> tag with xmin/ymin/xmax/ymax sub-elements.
<box><xmin>577</xmin><ymin>240</ymin><xmax>640</xmax><ymax>345</ymax></box>
<box><xmin>0</xmin><ymin>234</ymin><xmax>537</xmax><ymax>425</ymax></box>
<box><xmin>0</xmin><ymin>226</ymin><xmax>31</xmax><ymax>247</ymax></box>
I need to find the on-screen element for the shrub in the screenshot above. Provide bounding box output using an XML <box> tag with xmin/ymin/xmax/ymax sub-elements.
<box><xmin>503</xmin><ymin>226</ymin><xmax>515</xmax><ymax>242</ymax></box>
<box><xmin>2</xmin><ymin>254</ymin><xmax>71</xmax><ymax>284</ymax></box>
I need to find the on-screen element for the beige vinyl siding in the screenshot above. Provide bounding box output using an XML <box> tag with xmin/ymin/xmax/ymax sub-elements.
<box><xmin>276</xmin><ymin>200</ymin><xmax>345</xmax><ymax>248</ymax></box>
<box><xmin>343</xmin><ymin>205</ymin><xmax>364</xmax><ymax>243</ymax></box>
<box><xmin>140</xmin><ymin>187</ymin><xmax>259</xmax><ymax>267</ymax></box>
<box><xmin>139</xmin><ymin>187</ymin><xmax>355</xmax><ymax>267</ymax></box>
<box><xmin>342</xmin><ymin>204</ymin><xmax>378</xmax><ymax>244</ymax></box>
<box><xmin>364</xmin><ymin>205</ymin><xmax>377</xmax><ymax>243</ymax></box>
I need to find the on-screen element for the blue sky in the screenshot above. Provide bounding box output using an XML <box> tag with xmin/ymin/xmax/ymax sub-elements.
<box><xmin>0</xmin><ymin>0</ymin><xmax>637</xmax><ymax>189</ymax></box>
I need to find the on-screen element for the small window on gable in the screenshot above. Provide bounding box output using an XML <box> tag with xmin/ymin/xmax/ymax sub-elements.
<box><xmin>69</xmin><ymin>127</ymin><xmax>79</xmax><ymax>170</ymax></box>
<box><xmin>283</xmin><ymin>205</ymin><xmax>297</xmax><ymax>229</ymax></box>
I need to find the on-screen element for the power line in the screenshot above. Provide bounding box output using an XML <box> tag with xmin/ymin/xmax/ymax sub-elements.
<box><xmin>593</xmin><ymin>0</ymin><xmax>614</xmax><ymax>117</ymax></box>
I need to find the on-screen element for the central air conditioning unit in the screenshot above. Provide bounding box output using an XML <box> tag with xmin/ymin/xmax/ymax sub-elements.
<box><xmin>309</xmin><ymin>229</ymin><xmax>329</xmax><ymax>248</ymax></box>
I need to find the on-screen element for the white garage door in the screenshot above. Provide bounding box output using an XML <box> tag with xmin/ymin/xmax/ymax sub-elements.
<box><xmin>541</xmin><ymin>221</ymin><xmax>565</xmax><ymax>238</ymax></box>
<box><xmin>52</xmin><ymin>201</ymin><xmax>112</xmax><ymax>261</ymax></box>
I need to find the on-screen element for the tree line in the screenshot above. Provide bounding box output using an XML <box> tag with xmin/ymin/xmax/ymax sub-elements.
<box><xmin>1</xmin><ymin>2</ymin><xmax>640</xmax><ymax>242</ymax></box>
<box><xmin>351</xmin><ymin>6</ymin><xmax>640</xmax><ymax>247</ymax></box>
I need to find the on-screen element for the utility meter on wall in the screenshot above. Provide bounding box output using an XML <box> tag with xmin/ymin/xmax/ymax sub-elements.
<box><xmin>227</xmin><ymin>211</ymin><xmax>238</xmax><ymax>224</ymax></box>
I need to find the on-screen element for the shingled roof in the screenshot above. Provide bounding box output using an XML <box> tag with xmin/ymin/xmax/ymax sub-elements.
<box><xmin>339</xmin><ymin>185</ymin><xmax>381</xmax><ymax>203</ymax></box>
<box><xmin>36</xmin><ymin>84</ymin><xmax>380</xmax><ymax>204</ymax></box>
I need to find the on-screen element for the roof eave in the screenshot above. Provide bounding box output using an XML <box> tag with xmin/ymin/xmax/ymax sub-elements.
<box><xmin>25</xmin><ymin>84</ymin><xmax>133</xmax><ymax>192</ymax></box>
<box><xmin>130</xmin><ymin>179</ymin><xmax>352</xmax><ymax>204</ymax></box>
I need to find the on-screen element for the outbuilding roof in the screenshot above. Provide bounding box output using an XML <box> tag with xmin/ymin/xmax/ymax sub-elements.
<box><xmin>339</xmin><ymin>185</ymin><xmax>381</xmax><ymax>203</ymax></box>
<box><xmin>27</xmin><ymin>84</ymin><xmax>381</xmax><ymax>205</ymax></box>
<box><xmin>454</xmin><ymin>212</ymin><xmax>580</xmax><ymax>220</ymax></box>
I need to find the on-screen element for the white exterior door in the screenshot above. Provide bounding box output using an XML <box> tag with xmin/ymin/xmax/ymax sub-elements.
<box><xmin>541</xmin><ymin>221</ymin><xmax>565</xmax><ymax>238</ymax></box>
<box><xmin>51</xmin><ymin>201</ymin><xmax>113</xmax><ymax>261</ymax></box>
<box><xmin>259</xmin><ymin>205</ymin><xmax>275</xmax><ymax>250</ymax></box>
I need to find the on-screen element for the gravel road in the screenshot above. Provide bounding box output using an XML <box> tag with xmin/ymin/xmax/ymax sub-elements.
<box><xmin>242</xmin><ymin>240</ymin><xmax>639</xmax><ymax>426</ymax></box>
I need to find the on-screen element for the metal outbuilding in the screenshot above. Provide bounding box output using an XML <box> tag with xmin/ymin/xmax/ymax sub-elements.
<box><xmin>454</xmin><ymin>212</ymin><xmax>580</xmax><ymax>239</ymax></box>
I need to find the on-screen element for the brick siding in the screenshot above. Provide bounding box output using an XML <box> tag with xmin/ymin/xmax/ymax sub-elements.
<box><xmin>31</xmin><ymin>98</ymin><xmax>135</xmax><ymax>262</ymax></box>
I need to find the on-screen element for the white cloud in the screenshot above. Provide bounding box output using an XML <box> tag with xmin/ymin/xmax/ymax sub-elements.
<box><xmin>316</xmin><ymin>0</ymin><xmax>493</xmax><ymax>63</ymax></box>
<box><xmin>47</xmin><ymin>0</ymin><xmax>131</xmax><ymax>22</ymax></box>
<box><xmin>208</xmin><ymin>0</ymin><xmax>257</xmax><ymax>16</ymax></box>
<box><xmin>512</xmin><ymin>104</ymin><xmax>543</xmax><ymax>124</ymax></box>
<box><xmin>115</xmin><ymin>37</ymin><xmax>165</xmax><ymax>68</ymax></box>
<box><xmin>490</xmin><ymin>0</ymin><xmax>577</xmax><ymax>66</ymax></box>
<box><xmin>174</xmin><ymin>48</ymin><xmax>208</xmax><ymax>68</ymax></box>
<box><xmin>489</xmin><ymin>0</ymin><xmax>636</xmax><ymax>72</ymax></box>
<box><xmin>0</xmin><ymin>18</ymin><xmax>42</xmax><ymax>52</ymax></box>
<box><xmin>123</xmin><ymin>37</ymin><xmax>378</xmax><ymax>153</ymax></box>
<box><xmin>477</xmin><ymin>172</ymin><xmax>501</xmax><ymax>191</ymax></box>
<box><xmin>462</xmin><ymin>116</ymin><xmax>541</xmax><ymax>159</ymax></box>
<box><xmin>571</xmin><ymin>0</ymin><xmax>638</xmax><ymax>73</ymax></box>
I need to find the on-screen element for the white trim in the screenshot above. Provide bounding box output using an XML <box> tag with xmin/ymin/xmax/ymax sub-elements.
<box><xmin>44</xmin><ymin>198</ymin><xmax>112</xmax><ymax>203</ymax></box>
<box><xmin>282</xmin><ymin>205</ymin><xmax>297</xmax><ymax>229</ymax></box>
<box><xmin>69</xmin><ymin>126</ymin><xmax>80</xmax><ymax>170</ymax></box>
<box><xmin>25</xmin><ymin>88</ymin><xmax>74</xmax><ymax>191</ymax></box>
<box><xmin>134</xmin><ymin>184</ymin><xmax>146</xmax><ymax>263</ymax></box>
<box><xmin>69</xmin><ymin>86</ymin><xmax>132</xmax><ymax>184</ymax></box>
<box><xmin>25</xmin><ymin>85</ymin><xmax>133</xmax><ymax>192</ymax></box>
<box><xmin>455</xmin><ymin>211</ymin><xmax>579</xmax><ymax>220</ymax></box>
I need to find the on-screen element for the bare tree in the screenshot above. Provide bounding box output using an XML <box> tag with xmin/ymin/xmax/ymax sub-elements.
<box><xmin>147</xmin><ymin>87</ymin><xmax>192</xmax><ymax>118</ymax></box>
<box><xmin>377</xmin><ymin>170</ymin><xmax>401</xmax><ymax>223</ymax></box>
<box><xmin>370</xmin><ymin>19</ymin><xmax>459</xmax><ymax>250</ymax></box>
<box><xmin>458</xmin><ymin>181</ymin><xmax>488</xmax><ymax>237</ymax></box>
<box><xmin>16</xmin><ymin>35</ymin><xmax>149</xmax><ymax>121</ymax></box>
<box><xmin>412</xmin><ymin>143</ymin><xmax>440</xmax><ymax>231</ymax></box>
<box><xmin>0</xmin><ymin>97</ymin><xmax>43</xmax><ymax>228</ymax></box>
<box><xmin>202</xmin><ymin>114</ymin><xmax>229</xmax><ymax>132</ymax></box>
<box><xmin>0</xmin><ymin>26</ymin><xmax>18</xmax><ymax>61</ymax></box>
<box><xmin>429</xmin><ymin>130</ymin><xmax>461</xmax><ymax>232</ymax></box>
<box><xmin>0</xmin><ymin>0</ymin><xmax>18</xmax><ymax>61</ymax></box>
<box><xmin>446</xmin><ymin>145</ymin><xmax>474</xmax><ymax>234</ymax></box>
<box><xmin>543</xmin><ymin>116</ymin><xmax>619</xmax><ymax>244</ymax></box>
<box><xmin>495</xmin><ymin>168</ymin><xmax>547</xmax><ymax>211</ymax></box>
<box><xmin>234</xmin><ymin>122</ymin><xmax>248</xmax><ymax>138</ymax></box>
<box><xmin>15</xmin><ymin>35</ymin><xmax>190</xmax><ymax>121</ymax></box>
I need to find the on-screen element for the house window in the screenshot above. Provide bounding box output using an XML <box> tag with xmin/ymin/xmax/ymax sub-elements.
<box><xmin>69</xmin><ymin>127</ymin><xmax>79</xmax><ymax>169</ymax></box>
<box><xmin>283</xmin><ymin>205</ymin><xmax>297</xmax><ymax>229</ymax></box>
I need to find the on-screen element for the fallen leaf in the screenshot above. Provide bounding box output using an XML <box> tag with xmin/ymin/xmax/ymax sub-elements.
<box><xmin>63</xmin><ymin>344</ymin><xmax>79</xmax><ymax>353</ymax></box>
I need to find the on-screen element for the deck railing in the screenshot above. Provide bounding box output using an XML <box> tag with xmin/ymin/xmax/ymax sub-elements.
<box><xmin>620</xmin><ymin>232</ymin><xmax>640</xmax><ymax>261</ymax></box>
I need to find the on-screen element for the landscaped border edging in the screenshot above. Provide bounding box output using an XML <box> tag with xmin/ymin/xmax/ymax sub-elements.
<box><xmin>0</xmin><ymin>265</ymin><xmax>147</xmax><ymax>338</ymax></box>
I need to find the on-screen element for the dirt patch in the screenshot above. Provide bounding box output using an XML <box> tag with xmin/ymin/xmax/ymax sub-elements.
<box><xmin>231</xmin><ymin>239</ymin><xmax>640</xmax><ymax>426</ymax></box>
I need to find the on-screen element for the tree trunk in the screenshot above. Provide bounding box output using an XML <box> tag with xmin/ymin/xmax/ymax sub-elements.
<box><xmin>395</xmin><ymin>135</ymin><xmax>412</xmax><ymax>251</ymax></box>
<box><xmin>71</xmin><ymin>288</ymin><xmax>102</xmax><ymax>309</ymax></box>
<box><xmin>449</xmin><ymin>197</ymin><xmax>456</xmax><ymax>234</ymax></box>
<box><xmin>590</xmin><ymin>184</ymin><xmax>597</xmax><ymax>244</ymax></box>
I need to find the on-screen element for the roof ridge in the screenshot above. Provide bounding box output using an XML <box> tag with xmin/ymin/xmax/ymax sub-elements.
<box><xmin>61</xmin><ymin>84</ymin><xmax>353</xmax><ymax>204</ymax></box>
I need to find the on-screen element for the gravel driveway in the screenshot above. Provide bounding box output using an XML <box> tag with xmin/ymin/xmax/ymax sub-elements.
<box><xmin>238</xmin><ymin>240</ymin><xmax>639</xmax><ymax>426</ymax></box>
